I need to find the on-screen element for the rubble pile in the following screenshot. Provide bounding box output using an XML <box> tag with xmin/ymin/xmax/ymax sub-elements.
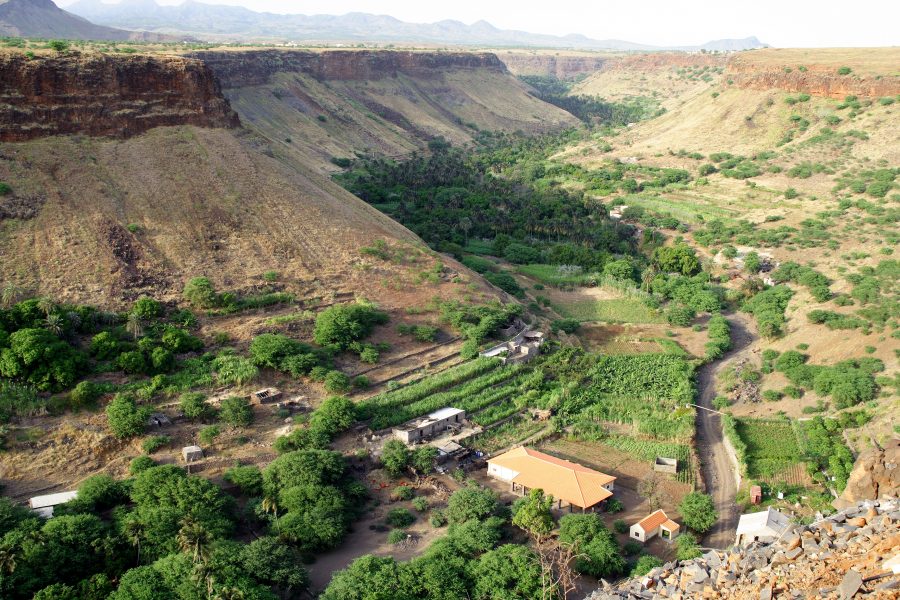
<box><xmin>586</xmin><ymin>499</ymin><xmax>900</xmax><ymax>599</ymax></box>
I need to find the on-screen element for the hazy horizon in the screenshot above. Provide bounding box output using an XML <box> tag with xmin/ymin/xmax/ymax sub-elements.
<box><xmin>54</xmin><ymin>0</ymin><xmax>900</xmax><ymax>48</ymax></box>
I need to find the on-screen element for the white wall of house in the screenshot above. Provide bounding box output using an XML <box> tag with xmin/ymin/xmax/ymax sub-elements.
<box><xmin>630</xmin><ymin>525</ymin><xmax>653</xmax><ymax>542</ymax></box>
<box><xmin>487</xmin><ymin>463</ymin><xmax>519</xmax><ymax>481</ymax></box>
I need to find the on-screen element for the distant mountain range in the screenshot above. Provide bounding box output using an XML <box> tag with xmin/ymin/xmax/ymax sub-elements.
<box><xmin>64</xmin><ymin>0</ymin><xmax>767</xmax><ymax>51</ymax></box>
<box><xmin>0</xmin><ymin>0</ymin><xmax>180</xmax><ymax>40</ymax></box>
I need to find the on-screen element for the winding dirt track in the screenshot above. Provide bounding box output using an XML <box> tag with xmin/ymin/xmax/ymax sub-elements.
<box><xmin>695</xmin><ymin>313</ymin><xmax>756</xmax><ymax>548</ymax></box>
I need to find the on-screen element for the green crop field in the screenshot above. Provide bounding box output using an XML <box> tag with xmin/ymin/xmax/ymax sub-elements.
<box><xmin>551</xmin><ymin>298</ymin><xmax>665</xmax><ymax>323</ymax></box>
<box><xmin>735</xmin><ymin>419</ymin><xmax>804</xmax><ymax>478</ymax></box>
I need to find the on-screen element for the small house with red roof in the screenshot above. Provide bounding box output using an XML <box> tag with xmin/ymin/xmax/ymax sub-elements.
<box><xmin>630</xmin><ymin>509</ymin><xmax>680</xmax><ymax>543</ymax></box>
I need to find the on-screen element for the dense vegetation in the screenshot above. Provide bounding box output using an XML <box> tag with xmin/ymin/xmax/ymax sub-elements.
<box><xmin>519</xmin><ymin>76</ymin><xmax>659</xmax><ymax>125</ymax></box>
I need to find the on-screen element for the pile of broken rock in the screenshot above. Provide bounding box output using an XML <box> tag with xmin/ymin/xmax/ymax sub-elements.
<box><xmin>585</xmin><ymin>499</ymin><xmax>899</xmax><ymax>599</ymax></box>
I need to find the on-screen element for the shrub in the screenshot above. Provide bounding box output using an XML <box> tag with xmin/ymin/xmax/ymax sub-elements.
<box><xmin>48</xmin><ymin>40</ymin><xmax>69</xmax><ymax>52</ymax></box>
<box><xmin>381</xmin><ymin>439</ymin><xmax>410</xmax><ymax>476</ymax></box>
<box><xmin>180</xmin><ymin>392</ymin><xmax>213</xmax><ymax>420</ymax></box>
<box><xmin>550</xmin><ymin>318</ymin><xmax>580</xmax><ymax>334</ymax></box>
<box><xmin>212</xmin><ymin>353</ymin><xmax>258</xmax><ymax>385</ymax></box>
<box><xmin>613</xmin><ymin>519</ymin><xmax>628</xmax><ymax>534</ymax></box>
<box><xmin>198</xmin><ymin>425</ymin><xmax>220</xmax><ymax>444</ymax></box>
<box><xmin>106</xmin><ymin>394</ymin><xmax>150</xmax><ymax>439</ymax></box>
<box><xmin>220</xmin><ymin>396</ymin><xmax>253</xmax><ymax>427</ymax></box>
<box><xmin>386</xmin><ymin>508</ymin><xmax>415</xmax><ymax>528</ymax></box>
<box><xmin>387</xmin><ymin>529</ymin><xmax>407</xmax><ymax>544</ymax></box>
<box><xmin>69</xmin><ymin>381</ymin><xmax>103</xmax><ymax>408</ymax></box>
<box><xmin>0</xmin><ymin>182</ymin><xmax>11</xmax><ymax>195</ymax></box>
<box><xmin>606</xmin><ymin>497</ymin><xmax>624</xmax><ymax>513</ymax></box>
<box><xmin>129</xmin><ymin>455</ymin><xmax>156</xmax><ymax>475</ymax></box>
<box><xmin>412</xmin><ymin>497</ymin><xmax>428</xmax><ymax>512</ymax></box>
<box><xmin>666</xmin><ymin>305</ymin><xmax>695</xmax><ymax>327</ymax></box>
<box><xmin>142</xmin><ymin>435</ymin><xmax>170</xmax><ymax>454</ymax></box>
<box><xmin>263</xmin><ymin>271</ymin><xmax>279</xmax><ymax>282</ymax></box>
<box><xmin>353</xmin><ymin>375</ymin><xmax>371</xmax><ymax>389</ymax></box>
<box><xmin>430</xmin><ymin>510</ymin><xmax>448</xmax><ymax>527</ymax></box>
<box><xmin>313</xmin><ymin>302</ymin><xmax>389</xmax><ymax>349</ymax></box>
<box><xmin>675</xmin><ymin>533</ymin><xmax>703</xmax><ymax>560</ymax></box>
<box><xmin>837</xmin><ymin>66</ymin><xmax>852</xmax><ymax>75</ymax></box>
<box><xmin>182</xmin><ymin>277</ymin><xmax>218</xmax><ymax>309</ymax></box>
<box><xmin>324</xmin><ymin>371</ymin><xmax>351</xmax><ymax>393</ymax></box>
<box><xmin>392</xmin><ymin>486</ymin><xmax>415</xmax><ymax>501</ymax></box>
<box><xmin>762</xmin><ymin>390</ymin><xmax>783</xmax><ymax>402</ymax></box>
<box><xmin>359</xmin><ymin>346</ymin><xmax>379</xmax><ymax>364</ymax></box>
<box><xmin>623</xmin><ymin>540</ymin><xmax>642</xmax><ymax>556</ymax></box>
<box><xmin>631</xmin><ymin>555</ymin><xmax>663</xmax><ymax>577</ymax></box>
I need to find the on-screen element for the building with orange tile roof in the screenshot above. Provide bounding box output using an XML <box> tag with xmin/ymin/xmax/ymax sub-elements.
<box><xmin>630</xmin><ymin>509</ymin><xmax>680</xmax><ymax>543</ymax></box>
<box><xmin>486</xmin><ymin>446</ymin><xmax>615</xmax><ymax>511</ymax></box>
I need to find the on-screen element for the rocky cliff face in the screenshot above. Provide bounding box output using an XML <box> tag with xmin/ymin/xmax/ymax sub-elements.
<box><xmin>0</xmin><ymin>52</ymin><xmax>239</xmax><ymax>142</ymax></box>
<box><xmin>187</xmin><ymin>49</ymin><xmax>507</xmax><ymax>89</ymax></box>
<box><xmin>587</xmin><ymin>499</ymin><xmax>900</xmax><ymax>599</ymax></box>
<box><xmin>727</xmin><ymin>57</ymin><xmax>900</xmax><ymax>99</ymax></box>
<box><xmin>494</xmin><ymin>52</ymin><xmax>610</xmax><ymax>79</ymax></box>
<box><xmin>836</xmin><ymin>440</ymin><xmax>899</xmax><ymax>508</ymax></box>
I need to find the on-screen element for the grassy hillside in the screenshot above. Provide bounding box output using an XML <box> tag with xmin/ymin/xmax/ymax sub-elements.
<box><xmin>225</xmin><ymin>66</ymin><xmax>579</xmax><ymax>173</ymax></box>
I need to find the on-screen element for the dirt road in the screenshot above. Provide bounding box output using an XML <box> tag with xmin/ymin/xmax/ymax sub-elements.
<box><xmin>694</xmin><ymin>313</ymin><xmax>756</xmax><ymax>549</ymax></box>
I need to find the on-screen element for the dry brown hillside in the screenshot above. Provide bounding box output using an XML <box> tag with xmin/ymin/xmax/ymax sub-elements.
<box><xmin>0</xmin><ymin>126</ymin><xmax>427</xmax><ymax>307</ymax></box>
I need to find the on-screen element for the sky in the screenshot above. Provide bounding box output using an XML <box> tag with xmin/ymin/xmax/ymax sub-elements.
<box><xmin>55</xmin><ymin>0</ymin><xmax>900</xmax><ymax>47</ymax></box>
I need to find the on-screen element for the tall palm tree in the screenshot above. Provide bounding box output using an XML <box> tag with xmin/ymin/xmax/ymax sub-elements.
<box><xmin>261</xmin><ymin>496</ymin><xmax>279</xmax><ymax>524</ymax></box>
<box><xmin>126</xmin><ymin>312</ymin><xmax>144</xmax><ymax>339</ymax></box>
<box><xmin>0</xmin><ymin>546</ymin><xmax>17</xmax><ymax>574</ymax></box>
<box><xmin>45</xmin><ymin>314</ymin><xmax>64</xmax><ymax>337</ymax></box>
<box><xmin>191</xmin><ymin>562</ymin><xmax>216</xmax><ymax>598</ymax></box>
<box><xmin>0</xmin><ymin>283</ymin><xmax>22</xmax><ymax>308</ymax></box>
<box><xmin>177</xmin><ymin>518</ymin><xmax>211</xmax><ymax>564</ymax></box>
<box><xmin>122</xmin><ymin>517</ymin><xmax>146</xmax><ymax>566</ymax></box>
<box><xmin>37</xmin><ymin>297</ymin><xmax>55</xmax><ymax>317</ymax></box>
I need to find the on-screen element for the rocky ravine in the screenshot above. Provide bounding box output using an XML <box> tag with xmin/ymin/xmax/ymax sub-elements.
<box><xmin>0</xmin><ymin>51</ymin><xmax>239</xmax><ymax>141</ymax></box>
<box><xmin>586</xmin><ymin>499</ymin><xmax>900</xmax><ymax>600</ymax></box>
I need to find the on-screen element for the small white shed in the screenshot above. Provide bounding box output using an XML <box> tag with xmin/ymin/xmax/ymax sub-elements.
<box><xmin>182</xmin><ymin>445</ymin><xmax>204</xmax><ymax>463</ymax></box>
<box><xmin>735</xmin><ymin>507</ymin><xmax>790</xmax><ymax>545</ymax></box>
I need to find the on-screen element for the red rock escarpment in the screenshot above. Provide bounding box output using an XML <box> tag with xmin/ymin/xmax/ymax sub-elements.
<box><xmin>186</xmin><ymin>49</ymin><xmax>508</xmax><ymax>88</ymax></box>
<box><xmin>0</xmin><ymin>52</ymin><xmax>239</xmax><ymax>142</ymax></box>
<box><xmin>726</xmin><ymin>58</ymin><xmax>899</xmax><ymax>99</ymax></box>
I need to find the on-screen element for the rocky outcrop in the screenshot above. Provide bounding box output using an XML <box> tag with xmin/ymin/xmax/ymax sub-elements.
<box><xmin>836</xmin><ymin>440</ymin><xmax>899</xmax><ymax>508</ymax></box>
<box><xmin>726</xmin><ymin>58</ymin><xmax>900</xmax><ymax>99</ymax></box>
<box><xmin>187</xmin><ymin>49</ymin><xmax>508</xmax><ymax>89</ymax></box>
<box><xmin>495</xmin><ymin>52</ymin><xmax>610</xmax><ymax>79</ymax></box>
<box><xmin>0</xmin><ymin>52</ymin><xmax>239</xmax><ymax>142</ymax></box>
<box><xmin>586</xmin><ymin>499</ymin><xmax>900</xmax><ymax>599</ymax></box>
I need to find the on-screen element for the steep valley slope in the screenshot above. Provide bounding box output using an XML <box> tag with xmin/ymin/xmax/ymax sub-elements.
<box><xmin>0</xmin><ymin>47</ymin><xmax>575</xmax><ymax>307</ymax></box>
<box><xmin>189</xmin><ymin>49</ymin><xmax>579</xmax><ymax>173</ymax></box>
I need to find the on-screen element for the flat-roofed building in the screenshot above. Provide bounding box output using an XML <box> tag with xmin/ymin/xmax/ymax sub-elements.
<box><xmin>392</xmin><ymin>407</ymin><xmax>466</xmax><ymax>443</ymax></box>
<box><xmin>29</xmin><ymin>491</ymin><xmax>78</xmax><ymax>518</ymax></box>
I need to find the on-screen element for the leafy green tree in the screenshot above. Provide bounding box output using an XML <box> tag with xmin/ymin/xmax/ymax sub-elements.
<box><xmin>381</xmin><ymin>439</ymin><xmax>410</xmax><ymax>477</ymax></box>
<box><xmin>631</xmin><ymin>554</ymin><xmax>663</xmax><ymax>576</ymax></box>
<box><xmin>182</xmin><ymin>277</ymin><xmax>218</xmax><ymax>309</ymax></box>
<box><xmin>219</xmin><ymin>396</ymin><xmax>253</xmax><ymax>427</ymax></box>
<box><xmin>603</xmin><ymin>258</ymin><xmax>637</xmax><ymax>282</ymax></box>
<box><xmin>130</xmin><ymin>455</ymin><xmax>156</xmax><ymax>475</ymax></box>
<box><xmin>106</xmin><ymin>394</ymin><xmax>150</xmax><ymax>439</ymax></box>
<box><xmin>241</xmin><ymin>536</ymin><xmax>309</xmax><ymax>595</ymax></box>
<box><xmin>744</xmin><ymin>251</ymin><xmax>761</xmax><ymax>273</ymax></box>
<box><xmin>323</xmin><ymin>371</ymin><xmax>351</xmax><ymax>393</ymax></box>
<box><xmin>0</xmin><ymin>328</ymin><xmax>87</xmax><ymax>391</ymax></box>
<box><xmin>320</xmin><ymin>555</ymin><xmax>407</xmax><ymax>600</ymax></box>
<box><xmin>263</xmin><ymin>449</ymin><xmax>348</xmax><ymax>496</ymax></box>
<box><xmin>652</xmin><ymin>244</ymin><xmax>701</xmax><ymax>276</ymax></box>
<box><xmin>511</xmin><ymin>488</ymin><xmax>554</xmax><ymax>537</ymax></box>
<box><xmin>471</xmin><ymin>544</ymin><xmax>544</xmax><ymax>600</ymax></box>
<box><xmin>33</xmin><ymin>583</ymin><xmax>77</xmax><ymax>600</ymax></box>
<box><xmin>313</xmin><ymin>303</ymin><xmax>388</xmax><ymax>350</ymax></box>
<box><xmin>131</xmin><ymin>297</ymin><xmax>162</xmax><ymax>320</ymax></box>
<box><xmin>179</xmin><ymin>392</ymin><xmax>213</xmax><ymax>421</ymax></box>
<box><xmin>109</xmin><ymin>565</ymin><xmax>174</xmax><ymax>600</ymax></box>
<box><xmin>675</xmin><ymin>532</ymin><xmax>702</xmax><ymax>560</ymax></box>
<box><xmin>559</xmin><ymin>513</ymin><xmax>625</xmax><ymax>578</ymax></box>
<box><xmin>410</xmin><ymin>445</ymin><xmax>438</xmax><ymax>475</ymax></box>
<box><xmin>446</xmin><ymin>486</ymin><xmax>502</xmax><ymax>524</ymax></box>
<box><xmin>224</xmin><ymin>465</ymin><xmax>263</xmax><ymax>496</ymax></box>
<box><xmin>679</xmin><ymin>492</ymin><xmax>718</xmax><ymax>533</ymax></box>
